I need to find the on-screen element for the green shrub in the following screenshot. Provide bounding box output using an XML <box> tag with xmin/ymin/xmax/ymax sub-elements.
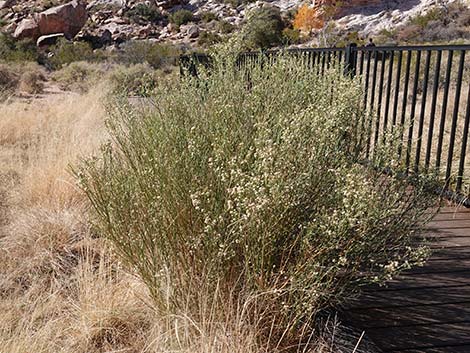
<box><xmin>221</xmin><ymin>0</ymin><xmax>256</xmax><ymax>7</ymax></box>
<box><xmin>197</xmin><ymin>31</ymin><xmax>222</xmax><ymax>47</ymax></box>
<box><xmin>200</xmin><ymin>11</ymin><xmax>217</xmax><ymax>23</ymax></box>
<box><xmin>217</xmin><ymin>19</ymin><xmax>235</xmax><ymax>34</ymax></box>
<box><xmin>125</xmin><ymin>3</ymin><xmax>163</xmax><ymax>24</ymax></box>
<box><xmin>49</xmin><ymin>39</ymin><xmax>95</xmax><ymax>69</ymax></box>
<box><xmin>52</xmin><ymin>61</ymin><xmax>103</xmax><ymax>92</ymax></box>
<box><xmin>108</xmin><ymin>63</ymin><xmax>159</xmax><ymax>97</ymax></box>
<box><xmin>241</xmin><ymin>6</ymin><xmax>284</xmax><ymax>49</ymax></box>
<box><xmin>76</xmin><ymin>54</ymin><xmax>436</xmax><ymax>349</ymax></box>
<box><xmin>115</xmin><ymin>40</ymin><xmax>178</xmax><ymax>69</ymax></box>
<box><xmin>0</xmin><ymin>33</ymin><xmax>38</xmax><ymax>62</ymax></box>
<box><xmin>282</xmin><ymin>27</ymin><xmax>301</xmax><ymax>44</ymax></box>
<box><xmin>169</xmin><ymin>9</ymin><xmax>194</xmax><ymax>27</ymax></box>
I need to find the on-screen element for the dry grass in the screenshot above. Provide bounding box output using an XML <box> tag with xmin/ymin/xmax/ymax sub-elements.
<box><xmin>0</xmin><ymin>85</ymin><xmax>160</xmax><ymax>352</ymax></box>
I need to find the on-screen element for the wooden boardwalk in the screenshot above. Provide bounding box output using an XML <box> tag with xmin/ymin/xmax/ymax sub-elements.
<box><xmin>342</xmin><ymin>206</ymin><xmax>470</xmax><ymax>352</ymax></box>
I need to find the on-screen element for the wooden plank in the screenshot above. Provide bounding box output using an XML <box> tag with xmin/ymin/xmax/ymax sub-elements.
<box><xmin>364</xmin><ymin>322</ymin><xmax>470</xmax><ymax>352</ymax></box>
<box><xmin>427</xmin><ymin>219</ymin><xmax>470</xmax><ymax>228</ymax></box>
<box><xmin>344</xmin><ymin>302</ymin><xmax>470</xmax><ymax>328</ymax></box>
<box><xmin>396</xmin><ymin>344</ymin><xmax>470</xmax><ymax>352</ymax></box>
<box><xmin>341</xmin><ymin>207</ymin><xmax>470</xmax><ymax>351</ymax></box>
<box><xmin>346</xmin><ymin>284</ymin><xmax>470</xmax><ymax>309</ymax></box>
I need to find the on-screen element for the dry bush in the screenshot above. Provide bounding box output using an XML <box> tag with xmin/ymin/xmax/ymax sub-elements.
<box><xmin>0</xmin><ymin>63</ymin><xmax>46</xmax><ymax>98</ymax></box>
<box><xmin>0</xmin><ymin>64</ymin><xmax>19</xmax><ymax>99</ymax></box>
<box><xmin>52</xmin><ymin>61</ymin><xmax>105</xmax><ymax>93</ymax></box>
<box><xmin>293</xmin><ymin>4</ymin><xmax>324</xmax><ymax>33</ymax></box>
<box><xmin>18</xmin><ymin>71</ymin><xmax>45</xmax><ymax>95</ymax></box>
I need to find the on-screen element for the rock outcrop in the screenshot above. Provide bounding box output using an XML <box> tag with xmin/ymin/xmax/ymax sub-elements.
<box><xmin>13</xmin><ymin>0</ymin><xmax>87</xmax><ymax>41</ymax></box>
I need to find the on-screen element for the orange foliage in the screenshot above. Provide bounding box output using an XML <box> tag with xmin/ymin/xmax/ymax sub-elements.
<box><xmin>293</xmin><ymin>4</ymin><xmax>325</xmax><ymax>32</ymax></box>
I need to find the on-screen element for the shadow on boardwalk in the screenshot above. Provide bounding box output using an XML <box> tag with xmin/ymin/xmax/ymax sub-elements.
<box><xmin>341</xmin><ymin>206</ymin><xmax>470</xmax><ymax>353</ymax></box>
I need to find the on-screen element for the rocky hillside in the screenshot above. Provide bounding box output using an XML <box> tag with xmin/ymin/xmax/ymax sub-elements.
<box><xmin>0</xmin><ymin>0</ymin><xmax>466</xmax><ymax>48</ymax></box>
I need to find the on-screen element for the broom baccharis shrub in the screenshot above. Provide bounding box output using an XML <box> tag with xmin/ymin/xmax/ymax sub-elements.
<box><xmin>76</xmin><ymin>52</ymin><xmax>436</xmax><ymax>348</ymax></box>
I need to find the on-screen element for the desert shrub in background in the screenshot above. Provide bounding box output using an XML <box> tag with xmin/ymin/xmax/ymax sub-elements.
<box><xmin>108</xmin><ymin>63</ymin><xmax>159</xmax><ymax>96</ymax></box>
<box><xmin>241</xmin><ymin>6</ymin><xmax>284</xmax><ymax>49</ymax></box>
<box><xmin>115</xmin><ymin>40</ymin><xmax>179</xmax><ymax>69</ymax></box>
<box><xmin>169</xmin><ymin>9</ymin><xmax>194</xmax><ymax>27</ymax></box>
<box><xmin>394</xmin><ymin>2</ymin><xmax>470</xmax><ymax>43</ymax></box>
<box><xmin>0</xmin><ymin>62</ymin><xmax>45</xmax><ymax>97</ymax></box>
<box><xmin>52</xmin><ymin>61</ymin><xmax>104</xmax><ymax>93</ymax></box>
<box><xmin>0</xmin><ymin>33</ymin><xmax>38</xmax><ymax>62</ymax></box>
<box><xmin>125</xmin><ymin>3</ymin><xmax>163</xmax><ymax>24</ymax></box>
<box><xmin>282</xmin><ymin>27</ymin><xmax>302</xmax><ymax>44</ymax></box>
<box><xmin>48</xmin><ymin>38</ymin><xmax>96</xmax><ymax>69</ymax></box>
<box><xmin>217</xmin><ymin>19</ymin><xmax>235</xmax><ymax>34</ymax></box>
<box><xmin>76</xmin><ymin>53</ymin><xmax>437</xmax><ymax>350</ymax></box>
<box><xmin>0</xmin><ymin>64</ymin><xmax>19</xmax><ymax>100</ymax></box>
<box><xmin>18</xmin><ymin>65</ymin><xmax>46</xmax><ymax>94</ymax></box>
<box><xmin>198</xmin><ymin>31</ymin><xmax>223</xmax><ymax>47</ymax></box>
<box><xmin>200</xmin><ymin>11</ymin><xmax>217</xmax><ymax>23</ymax></box>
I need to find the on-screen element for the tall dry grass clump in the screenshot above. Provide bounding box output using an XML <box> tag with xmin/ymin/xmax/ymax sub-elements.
<box><xmin>76</xmin><ymin>53</ymin><xmax>437</xmax><ymax>350</ymax></box>
<box><xmin>0</xmin><ymin>86</ymin><xmax>160</xmax><ymax>352</ymax></box>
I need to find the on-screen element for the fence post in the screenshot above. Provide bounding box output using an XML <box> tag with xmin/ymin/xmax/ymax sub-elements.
<box><xmin>344</xmin><ymin>43</ymin><xmax>358</xmax><ymax>77</ymax></box>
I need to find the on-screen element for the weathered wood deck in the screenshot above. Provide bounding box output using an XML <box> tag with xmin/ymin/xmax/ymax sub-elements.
<box><xmin>342</xmin><ymin>206</ymin><xmax>470</xmax><ymax>352</ymax></box>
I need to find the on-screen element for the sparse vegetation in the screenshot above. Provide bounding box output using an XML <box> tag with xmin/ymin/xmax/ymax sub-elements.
<box><xmin>169</xmin><ymin>9</ymin><xmax>194</xmax><ymax>27</ymax></box>
<box><xmin>52</xmin><ymin>61</ymin><xmax>103</xmax><ymax>92</ymax></box>
<box><xmin>198</xmin><ymin>31</ymin><xmax>223</xmax><ymax>47</ymax></box>
<box><xmin>200</xmin><ymin>11</ymin><xmax>218</xmax><ymax>23</ymax></box>
<box><xmin>114</xmin><ymin>40</ymin><xmax>179</xmax><ymax>69</ymax></box>
<box><xmin>125</xmin><ymin>3</ymin><xmax>164</xmax><ymax>24</ymax></box>
<box><xmin>108</xmin><ymin>63</ymin><xmax>159</xmax><ymax>97</ymax></box>
<box><xmin>48</xmin><ymin>38</ymin><xmax>96</xmax><ymax>69</ymax></box>
<box><xmin>393</xmin><ymin>2</ymin><xmax>470</xmax><ymax>44</ymax></box>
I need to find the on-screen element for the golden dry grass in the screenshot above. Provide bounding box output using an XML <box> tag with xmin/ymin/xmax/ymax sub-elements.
<box><xmin>0</xmin><ymin>86</ymin><xmax>161</xmax><ymax>353</ymax></box>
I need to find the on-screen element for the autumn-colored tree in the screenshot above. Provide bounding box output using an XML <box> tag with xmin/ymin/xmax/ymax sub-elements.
<box><xmin>293</xmin><ymin>4</ymin><xmax>324</xmax><ymax>33</ymax></box>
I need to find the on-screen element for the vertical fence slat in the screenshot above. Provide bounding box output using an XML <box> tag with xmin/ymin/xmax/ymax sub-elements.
<box><xmin>456</xmin><ymin>81</ymin><xmax>470</xmax><ymax>192</ymax></box>
<box><xmin>398</xmin><ymin>50</ymin><xmax>413</xmax><ymax>160</ymax></box>
<box><xmin>392</xmin><ymin>51</ymin><xmax>403</xmax><ymax>128</ymax></box>
<box><xmin>383</xmin><ymin>50</ymin><xmax>394</xmax><ymax>141</ymax></box>
<box><xmin>374</xmin><ymin>51</ymin><xmax>387</xmax><ymax>151</ymax></box>
<box><xmin>367</xmin><ymin>50</ymin><xmax>380</xmax><ymax>158</ymax></box>
<box><xmin>406</xmin><ymin>51</ymin><xmax>421</xmax><ymax>172</ymax></box>
<box><xmin>360</xmin><ymin>50</ymin><xmax>372</xmax><ymax>155</ymax></box>
<box><xmin>436</xmin><ymin>50</ymin><xmax>454</xmax><ymax>172</ymax></box>
<box><xmin>414</xmin><ymin>50</ymin><xmax>432</xmax><ymax>172</ymax></box>
<box><xmin>425</xmin><ymin>50</ymin><xmax>442</xmax><ymax>172</ymax></box>
<box><xmin>445</xmin><ymin>50</ymin><xmax>466</xmax><ymax>186</ymax></box>
<box><xmin>359</xmin><ymin>49</ymin><xmax>365</xmax><ymax>77</ymax></box>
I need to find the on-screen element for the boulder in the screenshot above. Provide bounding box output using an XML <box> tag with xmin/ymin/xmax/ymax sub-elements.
<box><xmin>13</xmin><ymin>0</ymin><xmax>87</xmax><ymax>41</ymax></box>
<box><xmin>186</xmin><ymin>24</ymin><xmax>199</xmax><ymax>38</ymax></box>
<box><xmin>13</xmin><ymin>18</ymin><xmax>40</xmax><ymax>40</ymax></box>
<box><xmin>38</xmin><ymin>0</ymin><xmax>87</xmax><ymax>39</ymax></box>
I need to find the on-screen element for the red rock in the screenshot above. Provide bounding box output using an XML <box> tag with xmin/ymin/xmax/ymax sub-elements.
<box><xmin>13</xmin><ymin>18</ymin><xmax>40</xmax><ymax>40</ymax></box>
<box><xmin>37</xmin><ymin>0</ymin><xmax>87</xmax><ymax>39</ymax></box>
